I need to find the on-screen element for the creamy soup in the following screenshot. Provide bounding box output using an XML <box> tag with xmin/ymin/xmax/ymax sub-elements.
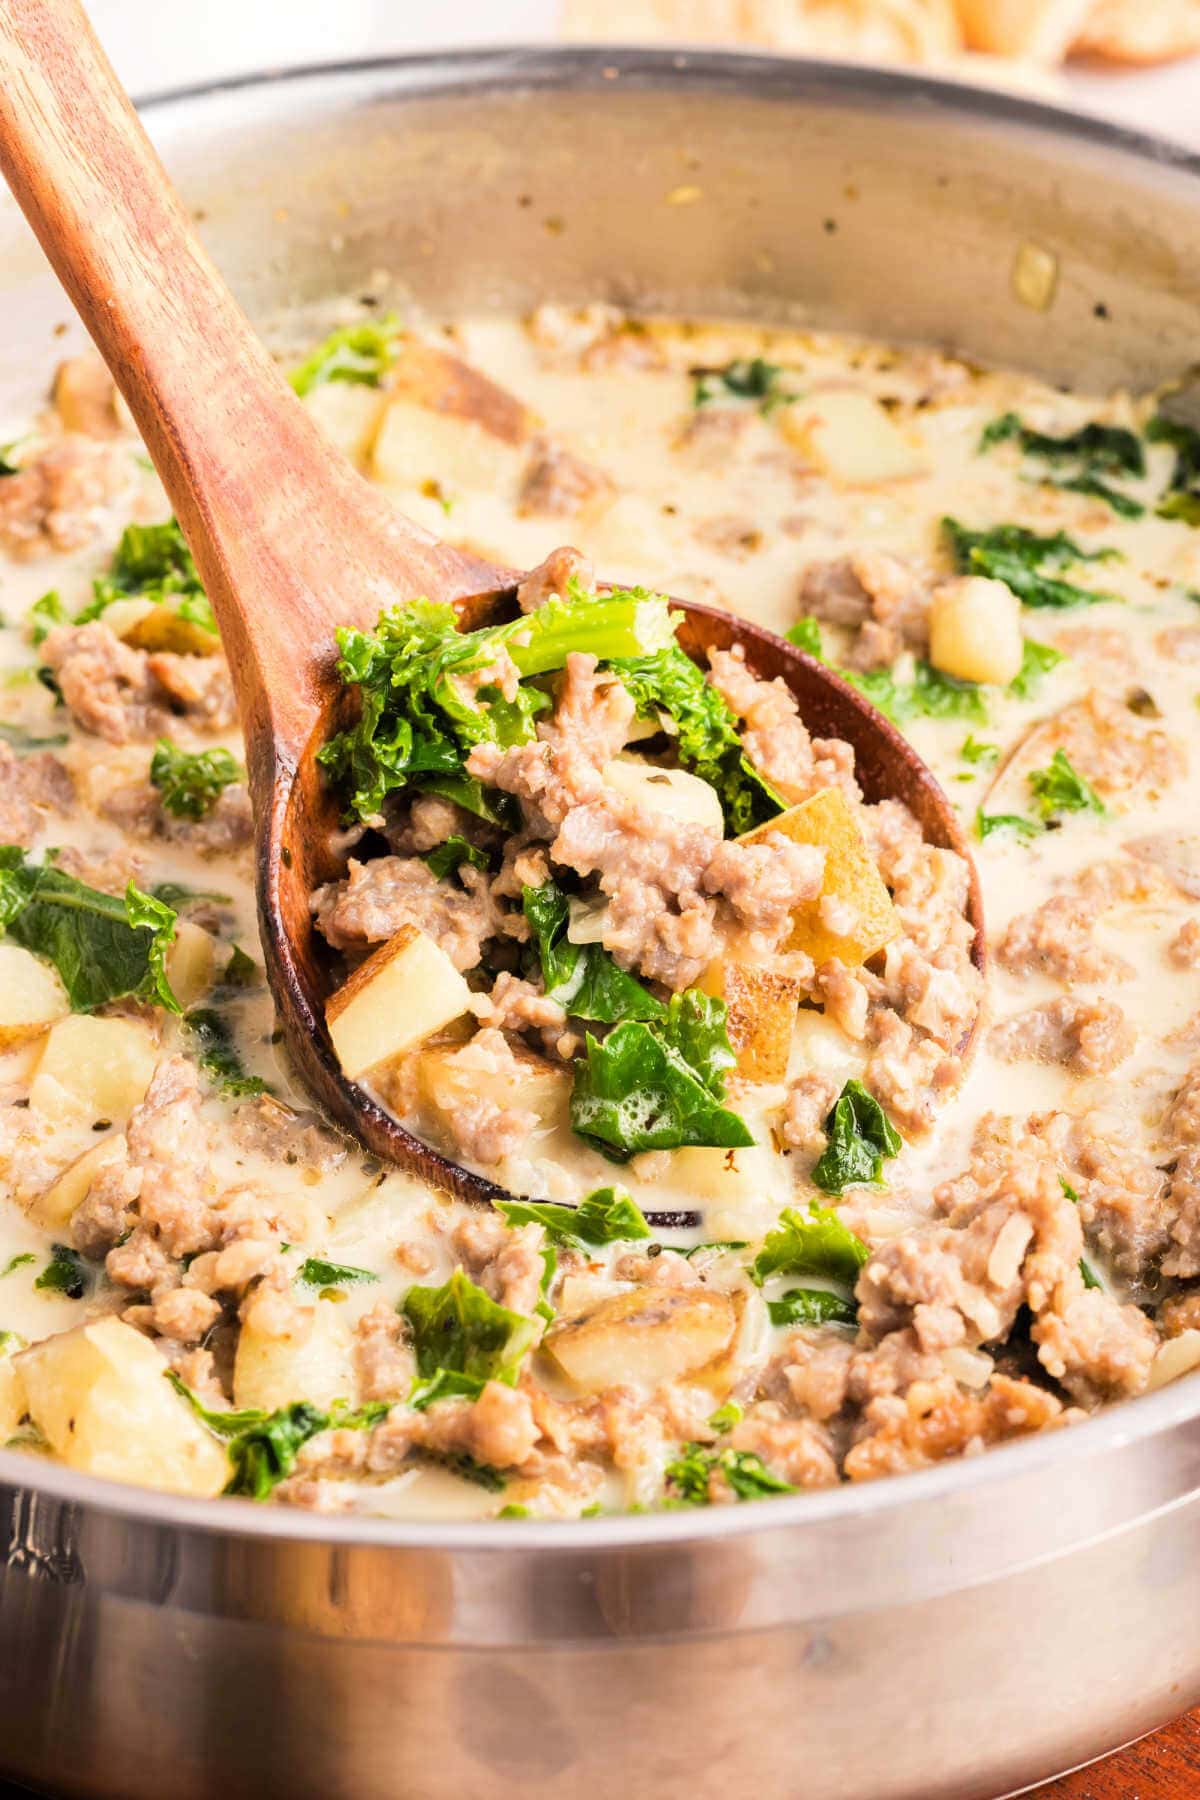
<box><xmin>0</xmin><ymin>306</ymin><xmax>1198</xmax><ymax>1517</ymax></box>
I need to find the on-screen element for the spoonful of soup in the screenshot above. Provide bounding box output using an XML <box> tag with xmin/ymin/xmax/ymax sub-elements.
<box><xmin>0</xmin><ymin>0</ymin><xmax>983</xmax><ymax>1218</ymax></box>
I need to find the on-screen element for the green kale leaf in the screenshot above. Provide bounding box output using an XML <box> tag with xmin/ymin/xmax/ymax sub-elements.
<box><xmin>29</xmin><ymin>591</ymin><xmax>68</xmax><ymax>646</ymax></box>
<box><xmin>691</xmin><ymin>356</ymin><xmax>793</xmax><ymax>412</ymax></box>
<box><xmin>1147</xmin><ymin>413</ymin><xmax>1200</xmax><ymax>524</ymax></box>
<box><xmin>0</xmin><ymin>849</ymin><xmax>180</xmax><ymax>1012</ymax></box>
<box><xmin>1008</xmin><ymin>637</ymin><xmax>1065</xmax><ymax>700</ymax></box>
<box><xmin>1</xmin><ymin>1253</ymin><xmax>35</xmax><ymax>1278</ymax></box>
<box><xmin>979</xmin><ymin>413</ymin><xmax>1145</xmax><ymax>474</ymax></box>
<box><xmin>665</xmin><ymin>1442</ymin><xmax>795</xmax><ymax>1505</ymax></box>
<box><xmin>751</xmin><ymin>1202</ymin><xmax>870</xmax><ymax>1287</ymax></box>
<box><xmin>495</xmin><ymin>1186</ymin><xmax>651</xmax><ymax>1248</ymax></box>
<box><xmin>522</xmin><ymin>881</ymin><xmax>664</xmax><ymax>1024</ymax></box>
<box><xmin>403</xmin><ymin>1267</ymin><xmax>538</xmax><ymax>1409</ymax></box>
<box><xmin>75</xmin><ymin>518</ymin><xmax>217</xmax><ymax>637</ymax></box>
<box><xmin>296</xmin><ymin>1256</ymin><xmax>379</xmax><ymax>1291</ymax></box>
<box><xmin>289</xmin><ymin>314</ymin><xmax>402</xmax><ymax>397</ymax></box>
<box><xmin>609</xmin><ymin>642</ymin><xmax>785</xmax><ymax>834</ymax></box>
<box><xmin>942</xmin><ymin>517</ymin><xmax>1120</xmax><ymax>609</ymax></box>
<box><xmin>975</xmin><ymin>808</ymin><xmax>1045</xmax><ymax>844</ymax></box>
<box><xmin>320</xmin><ymin>588</ymin><xmax>675</xmax><ymax>822</ymax></box>
<box><xmin>34</xmin><ymin>1244</ymin><xmax>87</xmax><ymax>1299</ymax></box>
<box><xmin>569</xmin><ymin>991</ymin><xmax>753</xmax><ymax>1161</ymax></box>
<box><xmin>841</xmin><ymin>659</ymin><xmax>989</xmax><ymax>728</ymax></box>
<box><xmin>423</xmin><ymin>835</ymin><xmax>490</xmax><ymax>880</ymax></box>
<box><xmin>767</xmin><ymin>1287</ymin><xmax>859</xmax><ymax>1329</ymax></box>
<box><xmin>812</xmin><ymin>1080</ymin><xmax>903</xmax><ymax>1195</ymax></box>
<box><xmin>960</xmin><ymin>735</ymin><xmax>999</xmax><ymax>768</ymax></box>
<box><xmin>1052</xmin><ymin>474</ymin><xmax>1145</xmax><ymax>518</ymax></box>
<box><xmin>167</xmin><ymin>1375</ymin><xmax>388</xmax><ymax>1500</ymax></box>
<box><xmin>979</xmin><ymin>414</ymin><xmax>1145</xmax><ymax>516</ymax></box>
<box><xmin>181</xmin><ymin>1007</ymin><xmax>267</xmax><ymax>1098</ymax></box>
<box><xmin>149</xmin><ymin>739</ymin><xmax>243</xmax><ymax>820</ymax></box>
<box><xmin>786</xmin><ymin>616</ymin><xmax>825</xmax><ymax>658</ymax></box>
<box><xmin>1027</xmin><ymin>748</ymin><xmax>1105</xmax><ymax>822</ymax></box>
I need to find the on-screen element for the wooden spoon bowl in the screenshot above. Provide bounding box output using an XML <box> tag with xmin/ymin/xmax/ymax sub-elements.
<box><xmin>269</xmin><ymin>589</ymin><xmax>986</xmax><ymax>1204</ymax></box>
<box><xmin>0</xmin><ymin>0</ymin><xmax>985</xmax><ymax>1208</ymax></box>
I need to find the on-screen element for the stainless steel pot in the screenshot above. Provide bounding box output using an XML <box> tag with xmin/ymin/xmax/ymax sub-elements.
<box><xmin>3</xmin><ymin>49</ymin><xmax>1200</xmax><ymax>1800</ymax></box>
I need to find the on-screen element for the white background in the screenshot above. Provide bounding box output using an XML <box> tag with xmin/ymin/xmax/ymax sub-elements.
<box><xmin>83</xmin><ymin>0</ymin><xmax>1200</xmax><ymax>147</ymax></box>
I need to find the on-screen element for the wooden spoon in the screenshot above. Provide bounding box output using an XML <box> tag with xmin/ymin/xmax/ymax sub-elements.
<box><xmin>0</xmin><ymin>0</ymin><xmax>984</xmax><ymax>1209</ymax></box>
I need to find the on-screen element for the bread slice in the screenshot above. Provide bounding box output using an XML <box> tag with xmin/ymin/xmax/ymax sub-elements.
<box><xmin>1073</xmin><ymin>0</ymin><xmax>1200</xmax><ymax>63</ymax></box>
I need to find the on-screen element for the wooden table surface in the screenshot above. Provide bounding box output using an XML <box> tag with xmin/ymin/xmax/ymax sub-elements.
<box><xmin>1031</xmin><ymin>1711</ymin><xmax>1200</xmax><ymax>1798</ymax></box>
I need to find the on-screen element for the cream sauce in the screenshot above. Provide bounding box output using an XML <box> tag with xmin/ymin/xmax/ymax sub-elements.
<box><xmin>2</xmin><ymin>307</ymin><xmax>1199</xmax><ymax>1516</ymax></box>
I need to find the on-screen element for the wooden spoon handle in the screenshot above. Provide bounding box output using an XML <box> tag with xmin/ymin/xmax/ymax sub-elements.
<box><xmin>0</xmin><ymin>0</ymin><xmax>502</xmax><ymax>767</ymax></box>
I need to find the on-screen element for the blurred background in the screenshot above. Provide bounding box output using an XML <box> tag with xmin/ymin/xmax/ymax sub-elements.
<box><xmin>86</xmin><ymin>0</ymin><xmax>1200</xmax><ymax>145</ymax></box>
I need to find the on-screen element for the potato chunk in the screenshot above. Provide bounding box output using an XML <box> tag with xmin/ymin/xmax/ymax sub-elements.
<box><xmin>777</xmin><ymin>390</ymin><xmax>928</xmax><ymax>486</ymax></box>
<box><xmin>30</xmin><ymin>1015</ymin><xmax>158</xmax><ymax>1123</ymax></box>
<box><xmin>100</xmin><ymin>596</ymin><xmax>219</xmax><ymax>658</ymax></box>
<box><xmin>603</xmin><ymin>756</ymin><xmax>724</xmax><ymax>835</ymax></box>
<box><xmin>740</xmin><ymin>788</ymin><xmax>900</xmax><ymax>969</ymax></box>
<box><xmin>302</xmin><ymin>380</ymin><xmax>389</xmax><ymax>466</ymax></box>
<box><xmin>386</xmin><ymin>341</ymin><xmax>533</xmax><ymax>444</ymax></box>
<box><xmin>0</xmin><ymin>945</ymin><xmax>69</xmax><ymax>1045</ymax></box>
<box><xmin>30</xmin><ymin>1132</ymin><xmax>127</xmax><ymax>1232</ymax></box>
<box><xmin>545</xmin><ymin>1286</ymin><xmax>737</xmax><ymax>1394</ymax></box>
<box><xmin>699</xmin><ymin>960</ymin><xmax>802</xmax><ymax>1083</ymax></box>
<box><xmin>233</xmin><ymin>1300</ymin><xmax>359</xmax><ymax>1413</ymax></box>
<box><xmin>16</xmin><ymin>1319</ymin><xmax>230</xmax><ymax>1496</ymax></box>
<box><xmin>326</xmin><ymin>926</ymin><xmax>473</xmax><ymax>1080</ymax></box>
<box><xmin>165</xmin><ymin>921</ymin><xmax>216</xmax><ymax>1009</ymax></box>
<box><xmin>416</xmin><ymin>1036</ymin><xmax>569</xmax><ymax>1132</ymax></box>
<box><xmin>372</xmin><ymin>343</ymin><xmax>533</xmax><ymax>494</ymax></box>
<box><xmin>928</xmin><ymin>576</ymin><xmax>1023</xmax><ymax>686</ymax></box>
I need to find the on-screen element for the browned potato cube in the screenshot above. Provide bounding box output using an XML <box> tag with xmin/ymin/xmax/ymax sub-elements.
<box><xmin>545</xmin><ymin>1287</ymin><xmax>737</xmax><ymax>1394</ymax></box>
<box><xmin>386</xmin><ymin>341</ymin><xmax>534</xmax><ymax>445</ymax></box>
<box><xmin>741</xmin><ymin>788</ymin><xmax>899</xmax><ymax>970</ymax></box>
<box><xmin>699</xmin><ymin>960</ymin><xmax>803</xmax><ymax>1084</ymax></box>
<box><xmin>326</xmin><ymin>926</ymin><xmax>473</xmax><ymax>1080</ymax></box>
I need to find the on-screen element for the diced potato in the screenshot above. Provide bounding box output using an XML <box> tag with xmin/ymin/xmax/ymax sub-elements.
<box><xmin>1148</xmin><ymin>1329</ymin><xmax>1200</xmax><ymax>1392</ymax></box>
<box><xmin>699</xmin><ymin>960</ymin><xmax>803</xmax><ymax>1084</ymax></box>
<box><xmin>16</xmin><ymin>1319</ymin><xmax>230</xmax><ymax>1496</ymax></box>
<box><xmin>791</xmin><ymin>1008</ymin><xmax>868</xmax><ymax>1087</ymax></box>
<box><xmin>690</xmin><ymin>1289</ymin><xmax>770</xmax><ymax>1402</ymax></box>
<box><xmin>29</xmin><ymin>1132</ymin><xmax>127</xmax><ymax>1232</ymax></box>
<box><xmin>0</xmin><ymin>1353</ymin><xmax>25</xmax><ymax>1442</ymax></box>
<box><xmin>0</xmin><ymin>945</ymin><xmax>69</xmax><ymax>1045</ymax></box>
<box><xmin>302</xmin><ymin>380</ymin><xmax>389</xmax><ymax>465</ymax></box>
<box><xmin>233</xmin><ymin>1299</ymin><xmax>359</xmax><ymax>1412</ymax></box>
<box><xmin>326</xmin><ymin>926</ymin><xmax>473</xmax><ymax>1081</ymax></box>
<box><xmin>165</xmin><ymin>920</ymin><xmax>217</xmax><ymax>1009</ymax></box>
<box><xmin>386</xmin><ymin>341</ymin><xmax>534</xmax><ymax>445</ymax></box>
<box><xmin>30</xmin><ymin>1015</ymin><xmax>158</xmax><ymax>1123</ymax></box>
<box><xmin>372</xmin><ymin>343</ymin><xmax>532</xmax><ymax>495</ymax></box>
<box><xmin>777</xmin><ymin>389</ymin><xmax>928</xmax><ymax>486</ymax></box>
<box><xmin>545</xmin><ymin>1286</ymin><xmax>737</xmax><ymax>1394</ymax></box>
<box><xmin>603</xmin><ymin>756</ymin><xmax>724</xmax><ymax>836</ymax></box>
<box><xmin>373</xmin><ymin>401</ymin><xmax>527</xmax><ymax>496</ymax></box>
<box><xmin>928</xmin><ymin>576</ymin><xmax>1024</xmax><ymax>687</ymax></box>
<box><xmin>740</xmin><ymin>787</ymin><xmax>900</xmax><ymax>969</ymax></box>
<box><xmin>119</xmin><ymin>600</ymin><xmax>219</xmax><ymax>658</ymax></box>
<box><xmin>95</xmin><ymin>597</ymin><xmax>156</xmax><ymax>641</ymax></box>
<box><xmin>52</xmin><ymin>354</ymin><xmax>121</xmax><ymax>437</ymax></box>
<box><xmin>416</xmin><ymin>1036</ymin><xmax>569</xmax><ymax>1133</ymax></box>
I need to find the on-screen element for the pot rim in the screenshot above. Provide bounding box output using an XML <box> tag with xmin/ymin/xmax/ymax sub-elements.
<box><xmin>4</xmin><ymin>44</ymin><xmax>1200</xmax><ymax>1554</ymax></box>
